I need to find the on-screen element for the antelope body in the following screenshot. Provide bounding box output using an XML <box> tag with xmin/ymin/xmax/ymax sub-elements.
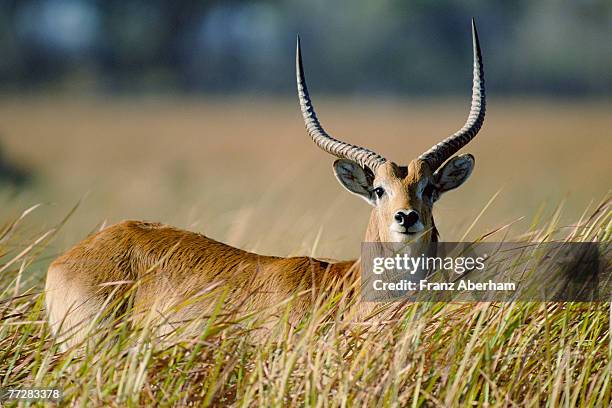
<box><xmin>46</xmin><ymin>21</ymin><xmax>486</xmax><ymax>348</ymax></box>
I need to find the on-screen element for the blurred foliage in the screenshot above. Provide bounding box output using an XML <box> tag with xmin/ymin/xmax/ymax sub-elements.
<box><xmin>0</xmin><ymin>141</ymin><xmax>30</xmax><ymax>187</ymax></box>
<box><xmin>0</xmin><ymin>0</ymin><xmax>611</xmax><ymax>95</ymax></box>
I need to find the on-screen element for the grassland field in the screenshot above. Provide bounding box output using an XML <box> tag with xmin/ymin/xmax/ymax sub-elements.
<box><xmin>1</xmin><ymin>96</ymin><xmax>610</xmax><ymax>259</ymax></box>
<box><xmin>0</xmin><ymin>96</ymin><xmax>610</xmax><ymax>406</ymax></box>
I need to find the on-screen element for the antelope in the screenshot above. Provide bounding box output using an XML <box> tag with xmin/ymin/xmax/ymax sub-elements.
<box><xmin>45</xmin><ymin>20</ymin><xmax>486</xmax><ymax>349</ymax></box>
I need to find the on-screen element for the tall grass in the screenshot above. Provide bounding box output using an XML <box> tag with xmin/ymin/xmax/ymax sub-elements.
<box><xmin>0</xmin><ymin>198</ymin><xmax>610</xmax><ymax>407</ymax></box>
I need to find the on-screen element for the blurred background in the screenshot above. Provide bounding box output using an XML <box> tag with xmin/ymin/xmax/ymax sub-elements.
<box><xmin>1</xmin><ymin>0</ymin><xmax>612</xmax><ymax>95</ymax></box>
<box><xmin>0</xmin><ymin>0</ymin><xmax>610</xmax><ymax>260</ymax></box>
<box><xmin>0</xmin><ymin>0</ymin><xmax>612</xmax><ymax>96</ymax></box>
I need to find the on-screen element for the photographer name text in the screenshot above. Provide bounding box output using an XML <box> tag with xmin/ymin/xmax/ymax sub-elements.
<box><xmin>372</xmin><ymin>279</ymin><xmax>516</xmax><ymax>292</ymax></box>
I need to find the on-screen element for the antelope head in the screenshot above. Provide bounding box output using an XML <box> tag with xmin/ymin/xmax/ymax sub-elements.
<box><xmin>296</xmin><ymin>20</ymin><xmax>486</xmax><ymax>244</ymax></box>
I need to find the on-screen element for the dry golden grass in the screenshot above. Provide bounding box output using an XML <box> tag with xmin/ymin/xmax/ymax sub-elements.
<box><xmin>0</xmin><ymin>192</ymin><xmax>609</xmax><ymax>407</ymax></box>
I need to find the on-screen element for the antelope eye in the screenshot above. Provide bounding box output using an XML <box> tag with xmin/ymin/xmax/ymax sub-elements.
<box><xmin>373</xmin><ymin>187</ymin><xmax>385</xmax><ymax>199</ymax></box>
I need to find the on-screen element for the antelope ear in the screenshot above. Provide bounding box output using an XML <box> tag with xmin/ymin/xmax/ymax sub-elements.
<box><xmin>433</xmin><ymin>154</ymin><xmax>475</xmax><ymax>194</ymax></box>
<box><xmin>333</xmin><ymin>159</ymin><xmax>375</xmax><ymax>205</ymax></box>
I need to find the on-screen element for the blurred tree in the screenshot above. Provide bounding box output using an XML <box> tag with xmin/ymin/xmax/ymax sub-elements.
<box><xmin>0</xmin><ymin>0</ymin><xmax>609</xmax><ymax>95</ymax></box>
<box><xmin>0</xmin><ymin>140</ymin><xmax>30</xmax><ymax>187</ymax></box>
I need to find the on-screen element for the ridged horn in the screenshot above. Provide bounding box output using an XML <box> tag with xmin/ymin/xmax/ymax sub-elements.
<box><xmin>296</xmin><ymin>36</ymin><xmax>386</xmax><ymax>171</ymax></box>
<box><xmin>418</xmin><ymin>19</ymin><xmax>486</xmax><ymax>171</ymax></box>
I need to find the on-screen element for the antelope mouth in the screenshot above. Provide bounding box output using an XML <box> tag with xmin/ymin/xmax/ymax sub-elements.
<box><xmin>390</xmin><ymin>227</ymin><xmax>426</xmax><ymax>243</ymax></box>
<box><xmin>394</xmin><ymin>230</ymin><xmax>416</xmax><ymax>236</ymax></box>
<box><xmin>391</xmin><ymin>224</ymin><xmax>425</xmax><ymax>236</ymax></box>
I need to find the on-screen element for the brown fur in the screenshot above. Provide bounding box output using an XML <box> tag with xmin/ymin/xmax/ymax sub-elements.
<box><xmin>45</xmin><ymin>221</ymin><xmax>359</xmax><ymax>348</ymax></box>
<box><xmin>45</xmin><ymin>157</ymin><xmax>468</xmax><ymax>349</ymax></box>
<box><xmin>365</xmin><ymin>160</ymin><xmax>436</xmax><ymax>243</ymax></box>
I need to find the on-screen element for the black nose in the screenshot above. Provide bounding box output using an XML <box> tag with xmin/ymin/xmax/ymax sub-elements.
<box><xmin>394</xmin><ymin>211</ymin><xmax>419</xmax><ymax>228</ymax></box>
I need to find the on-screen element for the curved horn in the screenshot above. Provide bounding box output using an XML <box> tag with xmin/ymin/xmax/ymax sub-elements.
<box><xmin>296</xmin><ymin>36</ymin><xmax>386</xmax><ymax>171</ymax></box>
<box><xmin>418</xmin><ymin>19</ymin><xmax>486</xmax><ymax>171</ymax></box>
